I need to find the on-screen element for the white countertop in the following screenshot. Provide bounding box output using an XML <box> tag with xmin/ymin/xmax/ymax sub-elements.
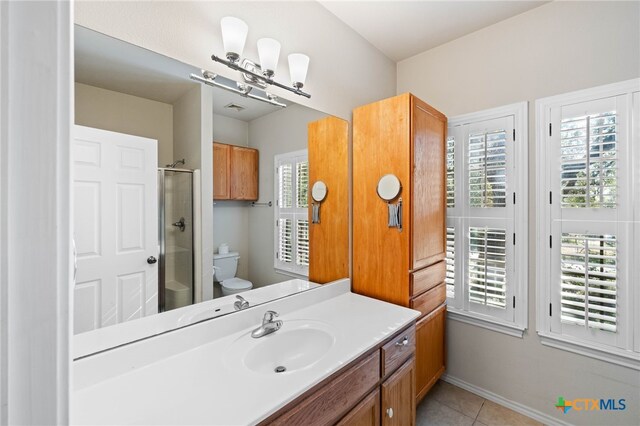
<box><xmin>72</xmin><ymin>280</ymin><xmax>420</xmax><ymax>425</ymax></box>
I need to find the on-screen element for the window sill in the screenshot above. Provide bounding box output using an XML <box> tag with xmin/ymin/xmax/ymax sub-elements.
<box><xmin>538</xmin><ymin>331</ymin><xmax>640</xmax><ymax>371</ymax></box>
<box><xmin>447</xmin><ymin>308</ymin><xmax>525</xmax><ymax>338</ymax></box>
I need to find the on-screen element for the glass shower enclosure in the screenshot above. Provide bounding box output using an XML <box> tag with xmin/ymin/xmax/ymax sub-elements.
<box><xmin>158</xmin><ymin>168</ymin><xmax>195</xmax><ymax>312</ymax></box>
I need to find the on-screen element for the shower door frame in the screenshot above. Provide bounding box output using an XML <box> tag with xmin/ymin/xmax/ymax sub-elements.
<box><xmin>158</xmin><ymin>167</ymin><xmax>196</xmax><ymax>312</ymax></box>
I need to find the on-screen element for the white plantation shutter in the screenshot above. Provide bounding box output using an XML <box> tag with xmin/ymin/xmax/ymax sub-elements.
<box><xmin>447</xmin><ymin>104</ymin><xmax>527</xmax><ymax>331</ymax></box>
<box><xmin>560</xmin><ymin>111</ymin><xmax>617</xmax><ymax>208</ymax></box>
<box><xmin>466</xmin><ymin>117</ymin><xmax>515</xmax><ymax>322</ymax></box>
<box><xmin>468</xmin><ymin>227</ymin><xmax>507</xmax><ymax>309</ymax></box>
<box><xmin>445</xmin><ymin>226</ymin><xmax>455</xmax><ymax>299</ymax></box>
<box><xmin>537</xmin><ymin>82</ymin><xmax>640</xmax><ymax>368</ymax></box>
<box><xmin>296</xmin><ymin>219</ymin><xmax>309</xmax><ymax>266</ymax></box>
<box><xmin>560</xmin><ymin>233</ymin><xmax>617</xmax><ymax>332</ymax></box>
<box><xmin>279</xmin><ymin>163</ymin><xmax>293</xmax><ymax>209</ymax></box>
<box><xmin>274</xmin><ymin>150</ymin><xmax>309</xmax><ymax>276</ymax></box>
<box><xmin>468</xmin><ymin>130</ymin><xmax>507</xmax><ymax>208</ymax></box>
<box><xmin>277</xmin><ymin>218</ymin><xmax>293</xmax><ymax>263</ymax></box>
<box><xmin>446</xmin><ymin>136</ymin><xmax>455</xmax><ymax>208</ymax></box>
<box><xmin>545</xmin><ymin>93</ymin><xmax>634</xmax><ymax>350</ymax></box>
<box><xmin>296</xmin><ymin>161</ymin><xmax>309</xmax><ymax>209</ymax></box>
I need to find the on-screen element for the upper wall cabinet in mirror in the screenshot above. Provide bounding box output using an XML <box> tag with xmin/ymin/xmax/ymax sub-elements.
<box><xmin>72</xmin><ymin>25</ymin><xmax>349</xmax><ymax>357</ymax></box>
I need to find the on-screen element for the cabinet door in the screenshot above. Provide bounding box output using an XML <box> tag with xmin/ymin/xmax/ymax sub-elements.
<box><xmin>415</xmin><ymin>304</ymin><xmax>446</xmax><ymax>403</ymax></box>
<box><xmin>352</xmin><ymin>94</ymin><xmax>411</xmax><ymax>306</ymax></box>
<box><xmin>411</xmin><ymin>96</ymin><xmax>447</xmax><ymax>270</ymax></box>
<box><xmin>230</xmin><ymin>146</ymin><xmax>258</xmax><ymax>200</ymax></box>
<box><xmin>381</xmin><ymin>358</ymin><xmax>416</xmax><ymax>426</ymax></box>
<box><xmin>213</xmin><ymin>142</ymin><xmax>230</xmax><ymax>200</ymax></box>
<box><xmin>337</xmin><ymin>388</ymin><xmax>380</xmax><ymax>426</ymax></box>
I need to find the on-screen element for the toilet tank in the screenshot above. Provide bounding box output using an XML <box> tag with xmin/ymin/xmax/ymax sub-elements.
<box><xmin>213</xmin><ymin>252</ymin><xmax>239</xmax><ymax>281</ymax></box>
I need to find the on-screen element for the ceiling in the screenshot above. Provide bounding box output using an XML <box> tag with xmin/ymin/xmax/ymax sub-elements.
<box><xmin>75</xmin><ymin>26</ymin><xmax>286</xmax><ymax>121</ymax></box>
<box><xmin>319</xmin><ymin>1</ymin><xmax>549</xmax><ymax>62</ymax></box>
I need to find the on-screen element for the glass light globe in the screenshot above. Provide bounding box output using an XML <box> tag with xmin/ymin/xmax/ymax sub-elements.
<box><xmin>288</xmin><ymin>53</ymin><xmax>309</xmax><ymax>89</ymax></box>
<box><xmin>220</xmin><ymin>17</ymin><xmax>248</xmax><ymax>62</ymax></box>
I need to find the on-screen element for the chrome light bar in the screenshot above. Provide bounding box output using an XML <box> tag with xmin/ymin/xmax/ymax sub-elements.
<box><xmin>190</xmin><ymin>70</ymin><xmax>287</xmax><ymax>108</ymax></box>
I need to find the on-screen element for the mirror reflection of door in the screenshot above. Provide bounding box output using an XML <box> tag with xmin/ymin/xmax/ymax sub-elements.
<box><xmin>73</xmin><ymin>125</ymin><xmax>158</xmax><ymax>334</ymax></box>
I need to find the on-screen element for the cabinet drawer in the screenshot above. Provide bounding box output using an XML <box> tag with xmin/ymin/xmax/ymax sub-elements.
<box><xmin>410</xmin><ymin>261</ymin><xmax>445</xmax><ymax>297</ymax></box>
<box><xmin>410</xmin><ymin>282</ymin><xmax>445</xmax><ymax>317</ymax></box>
<box><xmin>269</xmin><ymin>351</ymin><xmax>380</xmax><ymax>426</ymax></box>
<box><xmin>381</xmin><ymin>326</ymin><xmax>415</xmax><ymax>377</ymax></box>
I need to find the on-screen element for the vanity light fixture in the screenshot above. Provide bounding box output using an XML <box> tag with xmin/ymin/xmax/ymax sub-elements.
<box><xmin>213</xmin><ymin>16</ymin><xmax>311</xmax><ymax>99</ymax></box>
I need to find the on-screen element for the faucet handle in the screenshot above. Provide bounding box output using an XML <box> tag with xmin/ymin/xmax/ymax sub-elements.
<box><xmin>234</xmin><ymin>295</ymin><xmax>249</xmax><ymax>311</ymax></box>
<box><xmin>263</xmin><ymin>310</ymin><xmax>279</xmax><ymax>323</ymax></box>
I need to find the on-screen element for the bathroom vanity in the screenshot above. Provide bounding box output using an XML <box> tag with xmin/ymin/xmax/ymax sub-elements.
<box><xmin>72</xmin><ymin>280</ymin><xmax>420</xmax><ymax>425</ymax></box>
<box><xmin>265</xmin><ymin>322</ymin><xmax>416</xmax><ymax>425</ymax></box>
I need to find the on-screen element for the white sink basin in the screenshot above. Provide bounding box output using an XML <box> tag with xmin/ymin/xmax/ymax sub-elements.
<box><xmin>226</xmin><ymin>320</ymin><xmax>336</xmax><ymax>374</ymax></box>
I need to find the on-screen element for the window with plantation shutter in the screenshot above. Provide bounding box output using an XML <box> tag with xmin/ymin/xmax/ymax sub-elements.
<box><xmin>537</xmin><ymin>79</ymin><xmax>639</xmax><ymax>369</ymax></box>
<box><xmin>446</xmin><ymin>103</ymin><xmax>528</xmax><ymax>335</ymax></box>
<box><xmin>274</xmin><ymin>150</ymin><xmax>309</xmax><ymax>276</ymax></box>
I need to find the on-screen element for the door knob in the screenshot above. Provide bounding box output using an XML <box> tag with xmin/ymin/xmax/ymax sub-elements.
<box><xmin>386</xmin><ymin>407</ymin><xmax>394</xmax><ymax>418</ymax></box>
<box><xmin>147</xmin><ymin>256</ymin><xmax>158</xmax><ymax>264</ymax></box>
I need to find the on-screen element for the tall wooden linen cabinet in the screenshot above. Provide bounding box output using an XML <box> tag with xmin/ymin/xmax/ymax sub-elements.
<box><xmin>353</xmin><ymin>93</ymin><xmax>447</xmax><ymax>403</ymax></box>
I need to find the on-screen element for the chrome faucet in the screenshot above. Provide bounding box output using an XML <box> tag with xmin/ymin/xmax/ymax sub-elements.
<box><xmin>251</xmin><ymin>310</ymin><xmax>282</xmax><ymax>338</ymax></box>
<box><xmin>234</xmin><ymin>295</ymin><xmax>250</xmax><ymax>311</ymax></box>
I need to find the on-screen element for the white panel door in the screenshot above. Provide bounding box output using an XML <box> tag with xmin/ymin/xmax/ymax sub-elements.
<box><xmin>73</xmin><ymin>125</ymin><xmax>158</xmax><ymax>334</ymax></box>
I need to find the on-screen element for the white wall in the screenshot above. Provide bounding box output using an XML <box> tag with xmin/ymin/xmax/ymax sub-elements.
<box><xmin>0</xmin><ymin>1</ymin><xmax>72</xmax><ymax>423</ymax></box>
<box><xmin>74</xmin><ymin>82</ymin><xmax>174</xmax><ymax>166</ymax></box>
<box><xmin>397</xmin><ymin>2</ymin><xmax>640</xmax><ymax>424</ymax></box>
<box><xmin>247</xmin><ymin>104</ymin><xmax>326</xmax><ymax>287</ymax></box>
<box><xmin>74</xmin><ymin>0</ymin><xmax>396</xmax><ymax>119</ymax></box>
<box><xmin>173</xmin><ymin>85</ymin><xmax>215</xmax><ymax>301</ymax></box>
<box><xmin>212</xmin><ymin>113</ymin><xmax>250</xmax><ymax>281</ymax></box>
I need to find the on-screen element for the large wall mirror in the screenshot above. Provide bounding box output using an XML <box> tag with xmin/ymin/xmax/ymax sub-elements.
<box><xmin>72</xmin><ymin>25</ymin><xmax>349</xmax><ymax>358</ymax></box>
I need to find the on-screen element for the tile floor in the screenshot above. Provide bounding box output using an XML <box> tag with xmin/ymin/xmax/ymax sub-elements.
<box><xmin>416</xmin><ymin>380</ymin><xmax>543</xmax><ymax>426</ymax></box>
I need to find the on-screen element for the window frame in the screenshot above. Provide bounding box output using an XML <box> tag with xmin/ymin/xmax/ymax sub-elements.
<box><xmin>273</xmin><ymin>149</ymin><xmax>309</xmax><ymax>278</ymax></box>
<box><xmin>535</xmin><ymin>78</ymin><xmax>640</xmax><ymax>370</ymax></box>
<box><xmin>447</xmin><ymin>102</ymin><xmax>529</xmax><ymax>337</ymax></box>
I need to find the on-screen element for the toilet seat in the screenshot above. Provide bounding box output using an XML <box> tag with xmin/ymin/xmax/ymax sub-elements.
<box><xmin>221</xmin><ymin>277</ymin><xmax>252</xmax><ymax>291</ymax></box>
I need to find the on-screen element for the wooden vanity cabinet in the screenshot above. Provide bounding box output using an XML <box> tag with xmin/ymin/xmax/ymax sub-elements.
<box><xmin>212</xmin><ymin>142</ymin><xmax>258</xmax><ymax>201</ymax></box>
<box><xmin>263</xmin><ymin>324</ymin><xmax>416</xmax><ymax>426</ymax></box>
<box><xmin>352</xmin><ymin>93</ymin><xmax>447</xmax><ymax>404</ymax></box>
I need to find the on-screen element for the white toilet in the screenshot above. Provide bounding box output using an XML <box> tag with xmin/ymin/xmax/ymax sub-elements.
<box><xmin>213</xmin><ymin>252</ymin><xmax>253</xmax><ymax>296</ymax></box>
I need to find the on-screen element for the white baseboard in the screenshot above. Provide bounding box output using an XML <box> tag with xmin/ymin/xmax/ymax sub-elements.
<box><xmin>441</xmin><ymin>374</ymin><xmax>572</xmax><ymax>426</ymax></box>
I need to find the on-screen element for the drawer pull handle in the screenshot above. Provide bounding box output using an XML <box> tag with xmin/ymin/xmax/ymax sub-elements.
<box><xmin>395</xmin><ymin>336</ymin><xmax>409</xmax><ymax>347</ymax></box>
<box><xmin>386</xmin><ymin>408</ymin><xmax>394</xmax><ymax>418</ymax></box>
